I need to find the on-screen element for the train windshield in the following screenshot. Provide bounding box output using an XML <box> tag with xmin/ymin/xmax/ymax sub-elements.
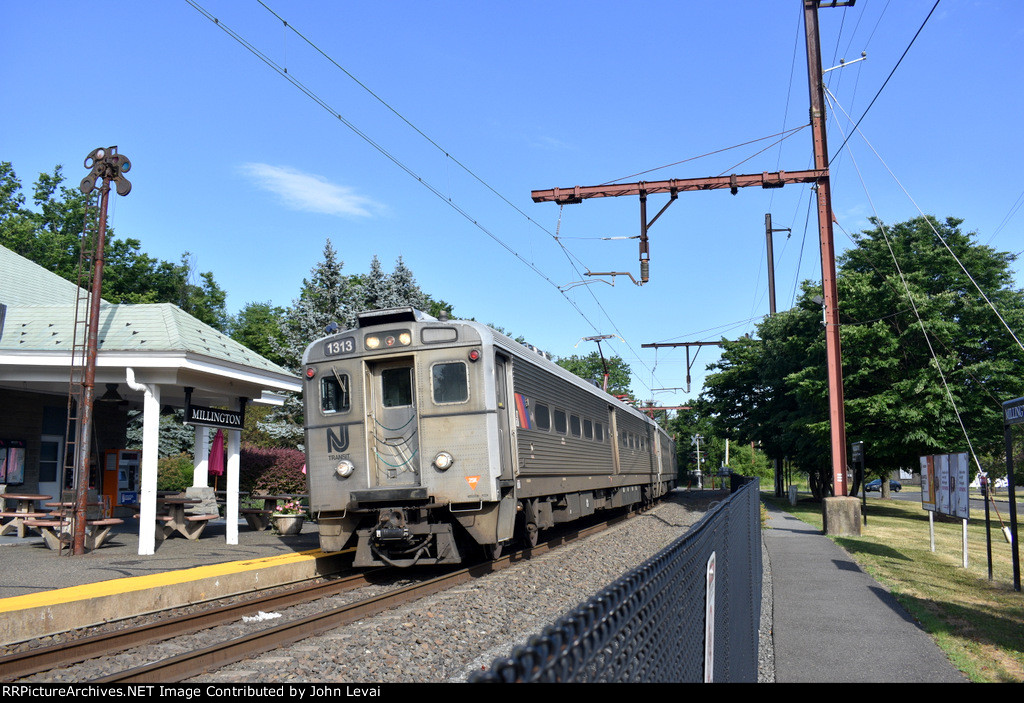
<box><xmin>431</xmin><ymin>362</ymin><xmax>468</xmax><ymax>404</ymax></box>
<box><xmin>321</xmin><ymin>371</ymin><xmax>350</xmax><ymax>413</ymax></box>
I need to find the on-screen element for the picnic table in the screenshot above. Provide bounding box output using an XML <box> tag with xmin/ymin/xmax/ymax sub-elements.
<box><xmin>152</xmin><ymin>495</ymin><xmax>219</xmax><ymax>541</ymax></box>
<box><xmin>0</xmin><ymin>493</ymin><xmax>52</xmax><ymax>538</ymax></box>
<box><xmin>23</xmin><ymin>515</ymin><xmax>124</xmax><ymax>551</ymax></box>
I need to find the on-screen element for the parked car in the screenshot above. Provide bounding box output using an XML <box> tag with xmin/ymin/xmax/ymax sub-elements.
<box><xmin>865</xmin><ymin>479</ymin><xmax>902</xmax><ymax>492</ymax></box>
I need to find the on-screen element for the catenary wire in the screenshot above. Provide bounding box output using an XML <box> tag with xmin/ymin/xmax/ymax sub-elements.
<box><xmin>827</xmin><ymin>86</ymin><xmax>1024</xmax><ymax>354</ymax></box>
<box><xmin>188</xmin><ymin>1</ymin><xmax>673</xmax><ymax>396</ymax></box>
<box><xmin>828</xmin><ymin>0</ymin><xmax>941</xmax><ymax>166</ymax></box>
<box><xmin>825</xmin><ymin>89</ymin><xmax>985</xmax><ymax>474</ymax></box>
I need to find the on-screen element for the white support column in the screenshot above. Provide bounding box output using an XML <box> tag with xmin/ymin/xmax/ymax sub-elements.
<box><xmin>127</xmin><ymin>368</ymin><xmax>159</xmax><ymax>556</ymax></box>
<box><xmin>226</xmin><ymin>409</ymin><xmax>241</xmax><ymax>545</ymax></box>
<box><xmin>193</xmin><ymin>425</ymin><xmax>209</xmax><ymax>488</ymax></box>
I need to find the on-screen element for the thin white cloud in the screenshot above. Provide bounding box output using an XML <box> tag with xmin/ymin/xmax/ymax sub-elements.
<box><xmin>240</xmin><ymin>163</ymin><xmax>382</xmax><ymax>218</ymax></box>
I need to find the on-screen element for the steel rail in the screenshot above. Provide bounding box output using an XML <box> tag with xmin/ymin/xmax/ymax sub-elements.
<box><xmin>0</xmin><ymin>570</ymin><xmax>374</xmax><ymax>681</ymax></box>
<box><xmin>93</xmin><ymin>513</ymin><xmax>635</xmax><ymax>683</ymax></box>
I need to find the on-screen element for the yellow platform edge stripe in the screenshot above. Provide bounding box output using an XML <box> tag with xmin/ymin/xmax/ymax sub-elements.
<box><xmin>0</xmin><ymin>548</ymin><xmax>335</xmax><ymax>614</ymax></box>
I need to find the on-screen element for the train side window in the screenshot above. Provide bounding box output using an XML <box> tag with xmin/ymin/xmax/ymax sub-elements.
<box><xmin>570</xmin><ymin>415</ymin><xmax>581</xmax><ymax>438</ymax></box>
<box><xmin>554</xmin><ymin>409</ymin><xmax>567</xmax><ymax>435</ymax></box>
<box><xmin>321</xmin><ymin>373</ymin><xmax>350</xmax><ymax>414</ymax></box>
<box><xmin>583</xmin><ymin>419</ymin><xmax>593</xmax><ymax>440</ymax></box>
<box><xmin>382</xmin><ymin>367</ymin><xmax>413</xmax><ymax>407</ymax></box>
<box><xmin>534</xmin><ymin>403</ymin><xmax>551</xmax><ymax>431</ymax></box>
<box><xmin>431</xmin><ymin>361</ymin><xmax>469</xmax><ymax>404</ymax></box>
<box><xmin>595</xmin><ymin>423</ymin><xmax>604</xmax><ymax>442</ymax></box>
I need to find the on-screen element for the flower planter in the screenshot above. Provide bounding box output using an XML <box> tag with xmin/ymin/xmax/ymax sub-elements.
<box><xmin>271</xmin><ymin>514</ymin><xmax>305</xmax><ymax>535</ymax></box>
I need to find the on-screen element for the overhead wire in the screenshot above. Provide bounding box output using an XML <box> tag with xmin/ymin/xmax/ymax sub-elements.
<box><xmin>600</xmin><ymin>125</ymin><xmax>809</xmax><ymax>186</ymax></box>
<box><xmin>824</xmin><ymin>89</ymin><xmax>987</xmax><ymax>475</ymax></box>
<box><xmin>188</xmin><ymin>0</ymin><xmax>676</xmax><ymax>396</ymax></box>
<box><xmin>828</xmin><ymin>0</ymin><xmax>941</xmax><ymax>166</ymax></box>
<box><xmin>184</xmin><ymin>2</ymin><xmax>599</xmax><ymax>328</ymax></box>
<box><xmin>254</xmin><ymin>1</ymin><xmax>830</xmax><ymax>400</ymax></box>
<box><xmin>987</xmin><ymin>187</ymin><xmax>1024</xmax><ymax>245</ymax></box>
<box><xmin>827</xmin><ymin>86</ymin><xmax>1024</xmax><ymax>354</ymax></box>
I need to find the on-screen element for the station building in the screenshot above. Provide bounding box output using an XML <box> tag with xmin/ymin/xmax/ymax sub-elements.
<box><xmin>0</xmin><ymin>244</ymin><xmax>301</xmax><ymax>554</ymax></box>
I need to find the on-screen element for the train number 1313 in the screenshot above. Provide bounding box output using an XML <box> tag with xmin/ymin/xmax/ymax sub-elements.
<box><xmin>324</xmin><ymin>337</ymin><xmax>355</xmax><ymax>356</ymax></box>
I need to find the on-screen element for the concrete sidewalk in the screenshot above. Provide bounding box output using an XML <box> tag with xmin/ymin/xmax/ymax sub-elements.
<box><xmin>762</xmin><ymin>502</ymin><xmax>966</xmax><ymax>683</ymax></box>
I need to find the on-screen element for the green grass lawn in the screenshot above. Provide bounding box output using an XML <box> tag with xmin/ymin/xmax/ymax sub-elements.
<box><xmin>764</xmin><ymin>491</ymin><xmax>1024</xmax><ymax>683</ymax></box>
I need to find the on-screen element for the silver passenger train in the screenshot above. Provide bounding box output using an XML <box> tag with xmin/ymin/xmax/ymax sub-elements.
<box><xmin>302</xmin><ymin>307</ymin><xmax>678</xmax><ymax>567</ymax></box>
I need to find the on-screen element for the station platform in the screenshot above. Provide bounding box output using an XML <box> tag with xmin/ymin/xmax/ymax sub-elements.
<box><xmin>0</xmin><ymin>519</ymin><xmax>346</xmax><ymax>646</ymax></box>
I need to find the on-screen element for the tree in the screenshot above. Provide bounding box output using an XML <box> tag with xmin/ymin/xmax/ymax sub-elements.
<box><xmin>701</xmin><ymin>215</ymin><xmax>1024</xmax><ymax>498</ymax></box>
<box><xmin>838</xmin><ymin>216</ymin><xmax>1024</xmax><ymax>475</ymax></box>
<box><xmin>0</xmin><ymin>161</ymin><xmax>231</xmax><ymax>331</ymax></box>
<box><xmin>229</xmin><ymin>301</ymin><xmax>288</xmax><ymax>367</ymax></box>
<box><xmin>264</xmin><ymin>243</ymin><xmax>452</xmax><ymax>447</ymax></box>
<box><xmin>556</xmin><ymin>351</ymin><xmax>633</xmax><ymax>398</ymax></box>
<box><xmin>274</xmin><ymin>239</ymin><xmax>359</xmax><ymax>373</ymax></box>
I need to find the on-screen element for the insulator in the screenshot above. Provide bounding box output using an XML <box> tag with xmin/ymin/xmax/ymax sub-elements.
<box><xmin>640</xmin><ymin>260</ymin><xmax>649</xmax><ymax>284</ymax></box>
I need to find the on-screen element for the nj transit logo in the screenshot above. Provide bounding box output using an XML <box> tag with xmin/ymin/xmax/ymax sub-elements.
<box><xmin>326</xmin><ymin>426</ymin><xmax>350</xmax><ymax>453</ymax></box>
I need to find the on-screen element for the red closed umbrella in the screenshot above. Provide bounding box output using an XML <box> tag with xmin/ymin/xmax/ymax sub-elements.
<box><xmin>208</xmin><ymin>430</ymin><xmax>225</xmax><ymax>489</ymax></box>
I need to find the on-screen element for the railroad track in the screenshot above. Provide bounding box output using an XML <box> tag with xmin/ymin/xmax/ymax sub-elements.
<box><xmin>1</xmin><ymin>510</ymin><xmax>633</xmax><ymax>683</ymax></box>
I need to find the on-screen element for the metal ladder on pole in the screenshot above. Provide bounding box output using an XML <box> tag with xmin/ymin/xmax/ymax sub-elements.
<box><xmin>60</xmin><ymin>189</ymin><xmax>103</xmax><ymax>541</ymax></box>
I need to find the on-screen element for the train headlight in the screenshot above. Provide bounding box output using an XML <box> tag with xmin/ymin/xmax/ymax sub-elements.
<box><xmin>365</xmin><ymin>335</ymin><xmax>381</xmax><ymax>350</ymax></box>
<box><xmin>335</xmin><ymin>459</ymin><xmax>355</xmax><ymax>478</ymax></box>
<box><xmin>433</xmin><ymin>452</ymin><xmax>454</xmax><ymax>471</ymax></box>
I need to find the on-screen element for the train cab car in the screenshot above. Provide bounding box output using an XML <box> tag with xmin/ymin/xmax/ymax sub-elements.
<box><xmin>302</xmin><ymin>307</ymin><xmax>677</xmax><ymax>567</ymax></box>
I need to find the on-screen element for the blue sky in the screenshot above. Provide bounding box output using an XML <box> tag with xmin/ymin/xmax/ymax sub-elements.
<box><xmin>3</xmin><ymin>1</ymin><xmax>1022</xmax><ymax>410</ymax></box>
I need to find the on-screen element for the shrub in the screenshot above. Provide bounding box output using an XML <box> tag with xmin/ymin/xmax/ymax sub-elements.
<box><xmin>157</xmin><ymin>453</ymin><xmax>194</xmax><ymax>492</ymax></box>
<box><xmin>240</xmin><ymin>444</ymin><xmax>307</xmax><ymax>496</ymax></box>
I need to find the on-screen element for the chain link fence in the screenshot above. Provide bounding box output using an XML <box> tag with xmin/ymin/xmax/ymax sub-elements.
<box><xmin>469</xmin><ymin>477</ymin><xmax>762</xmax><ymax>682</ymax></box>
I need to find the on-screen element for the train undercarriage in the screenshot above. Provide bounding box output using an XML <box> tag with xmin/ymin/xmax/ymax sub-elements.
<box><xmin>319</xmin><ymin>480</ymin><xmax>675</xmax><ymax>568</ymax></box>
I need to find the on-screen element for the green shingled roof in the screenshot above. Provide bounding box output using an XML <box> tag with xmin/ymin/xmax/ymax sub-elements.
<box><xmin>0</xmin><ymin>243</ymin><xmax>106</xmax><ymax>307</ymax></box>
<box><xmin>0</xmin><ymin>245</ymin><xmax>294</xmax><ymax>378</ymax></box>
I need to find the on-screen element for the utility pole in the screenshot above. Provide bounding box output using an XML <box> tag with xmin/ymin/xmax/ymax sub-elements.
<box><xmin>765</xmin><ymin>213</ymin><xmax>790</xmax><ymax>317</ymax></box>
<box><xmin>766</xmin><ymin>213</ymin><xmax>789</xmax><ymax>497</ymax></box>
<box><xmin>71</xmin><ymin>147</ymin><xmax>132</xmax><ymax>555</ymax></box>
<box><xmin>534</xmin><ymin>1</ymin><xmax>853</xmax><ymax>496</ymax></box>
<box><xmin>803</xmin><ymin>0</ymin><xmax>849</xmax><ymax>497</ymax></box>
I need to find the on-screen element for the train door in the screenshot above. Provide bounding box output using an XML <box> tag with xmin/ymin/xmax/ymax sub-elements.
<box><xmin>608</xmin><ymin>406</ymin><xmax>621</xmax><ymax>474</ymax></box>
<box><xmin>652</xmin><ymin>426</ymin><xmax>663</xmax><ymax>480</ymax></box>
<box><xmin>495</xmin><ymin>353</ymin><xmax>514</xmax><ymax>479</ymax></box>
<box><xmin>366</xmin><ymin>358</ymin><xmax>421</xmax><ymax>487</ymax></box>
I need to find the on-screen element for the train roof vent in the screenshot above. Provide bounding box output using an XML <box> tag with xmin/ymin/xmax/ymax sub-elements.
<box><xmin>356</xmin><ymin>307</ymin><xmax>438</xmax><ymax>328</ymax></box>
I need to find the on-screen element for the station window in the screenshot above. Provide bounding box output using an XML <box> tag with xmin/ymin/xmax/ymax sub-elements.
<box><xmin>382</xmin><ymin>367</ymin><xmax>413</xmax><ymax>407</ymax></box>
<box><xmin>554</xmin><ymin>409</ymin><xmax>568</xmax><ymax>436</ymax></box>
<box><xmin>595</xmin><ymin>423</ymin><xmax>604</xmax><ymax>443</ymax></box>
<box><xmin>570</xmin><ymin>415</ymin><xmax>581</xmax><ymax>438</ymax></box>
<box><xmin>432</xmin><ymin>361</ymin><xmax>469</xmax><ymax>404</ymax></box>
<box><xmin>321</xmin><ymin>373</ymin><xmax>350</xmax><ymax>414</ymax></box>
<box><xmin>535</xmin><ymin>403</ymin><xmax>551</xmax><ymax>431</ymax></box>
<box><xmin>583</xmin><ymin>419</ymin><xmax>593</xmax><ymax>440</ymax></box>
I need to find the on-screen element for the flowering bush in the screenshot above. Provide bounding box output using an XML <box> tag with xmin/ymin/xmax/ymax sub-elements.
<box><xmin>274</xmin><ymin>500</ymin><xmax>306</xmax><ymax>516</ymax></box>
<box><xmin>240</xmin><ymin>444</ymin><xmax>306</xmax><ymax>495</ymax></box>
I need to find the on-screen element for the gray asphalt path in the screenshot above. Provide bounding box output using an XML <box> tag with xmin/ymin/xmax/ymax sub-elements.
<box><xmin>763</xmin><ymin>502</ymin><xmax>966</xmax><ymax>683</ymax></box>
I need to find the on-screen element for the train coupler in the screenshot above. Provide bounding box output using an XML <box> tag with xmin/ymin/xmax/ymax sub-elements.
<box><xmin>354</xmin><ymin>512</ymin><xmax>462</xmax><ymax>567</ymax></box>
